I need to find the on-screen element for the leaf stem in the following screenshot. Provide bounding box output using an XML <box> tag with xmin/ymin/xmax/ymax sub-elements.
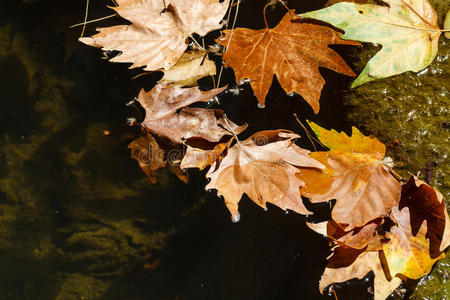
<box><xmin>189</xmin><ymin>36</ymin><xmax>206</xmax><ymax>51</ymax></box>
<box><xmin>70</xmin><ymin>14</ymin><xmax>117</xmax><ymax>28</ymax></box>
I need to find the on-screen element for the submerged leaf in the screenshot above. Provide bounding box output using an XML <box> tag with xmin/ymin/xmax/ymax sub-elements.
<box><xmin>128</xmin><ymin>133</ymin><xmax>165</xmax><ymax>183</ymax></box>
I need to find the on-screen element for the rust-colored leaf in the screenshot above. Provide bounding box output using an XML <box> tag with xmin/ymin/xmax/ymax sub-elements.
<box><xmin>297</xmin><ymin>122</ymin><xmax>401</xmax><ymax>229</ymax></box>
<box><xmin>320</xmin><ymin>247</ymin><xmax>402</xmax><ymax>300</ymax></box>
<box><xmin>308</xmin><ymin>218</ymin><xmax>384</xmax><ymax>250</ymax></box>
<box><xmin>136</xmin><ymin>84</ymin><xmax>246</xmax><ymax>143</ymax></box>
<box><xmin>216</xmin><ymin>12</ymin><xmax>358</xmax><ymax>112</ymax></box>
<box><xmin>128</xmin><ymin>133</ymin><xmax>165</xmax><ymax>183</ymax></box>
<box><xmin>80</xmin><ymin>0</ymin><xmax>229</xmax><ymax>71</ymax></box>
<box><xmin>205</xmin><ymin>130</ymin><xmax>324</xmax><ymax>221</ymax></box>
<box><xmin>399</xmin><ymin>176</ymin><xmax>450</xmax><ymax>255</ymax></box>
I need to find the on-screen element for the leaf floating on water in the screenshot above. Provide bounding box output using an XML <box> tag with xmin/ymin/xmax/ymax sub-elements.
<box><xmin>382</xmin><ymin>176</ymin><xmax>449</xmax><ymax>279</ymax></box>
<box><xmin>136</xmin><ymin>84</ymin><xmax>246</xmax><ymax>144</ymax></box>
<box><xmin>302</xmin><ymin>0</ymin><xmax>443</xmax><ymax>87</ymax></box>
<box><xmin>206</xmin><ymin>130</ymin><xmax>325</xmax><ymax>220</ymax></box>
<box><xmin>320</xmin><ymin>247</ymin><xmax>402</xmax><ymax>300</ymax></box>
<box><xmin>80</xmin><ymin>0</ymin><xmax>230</xmax><ymax>71</ymax></box>
<box><xmin>444</xmin><ymin>9</ymin><xmax>450</xmax><ymax>39</ymax></box>
<box><xmin>297</xmin><ymin>121</ymin><xmax>401</xmax><ymax>229</ymax></box>
<box><xmin>216</xmin><ymin>12</ymin><xmax>358</xmax><ymax>113</ymax></box>
<box><xmin>159</xmin><ymin>49</ymin><xmax>216</xmax><ymax>87</ymax></box>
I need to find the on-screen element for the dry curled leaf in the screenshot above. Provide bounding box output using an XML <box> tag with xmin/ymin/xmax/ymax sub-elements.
<box><xmin>80</xmin><ymin>0</ymin><xmax>229</xmax><ymax>71</ymax></box>
<box><xmin>217</xmin><ymin>12</ymin><xmax>358</xmax><ymax>112</ymax></box>
<box><xmin>320</xmin><ymin>247</ymin><xmax>402</xmax><ymax>300</ymax></box>
<box><xmin>205</xmin><ymin>130</ymin><xmax>324</xmax><ymax>221</ymax></box>
<box><xmin>136</xmin><ymin>84</ymin><xmax>246</xmax><ymax>143</ymax></box>
<box><xmin>297</xmin><ymin>122</ymin><xmax>401</xmax><ymax>229</ymax></box>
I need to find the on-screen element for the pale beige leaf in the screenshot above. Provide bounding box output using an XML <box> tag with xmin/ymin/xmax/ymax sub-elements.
<box><xmin>206</xmin><ymin>130</ymin><xmax>324</xmax><ymax>220</ymax></box>
<box><xmin>80</xmin><ymin>0</ymin><xmax>229</xmax><ymax>71</ymax></box>
<box><xmin>159</xmin><ymin>49</ymin><xmax>216</xmax><ymax>86</ymax></box>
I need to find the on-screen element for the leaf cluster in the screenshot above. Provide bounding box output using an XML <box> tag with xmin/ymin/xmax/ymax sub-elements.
<box><xmin>78</xmin><ymin>0</ymin><xmax>450</xmax><ymax>299</ymax></box>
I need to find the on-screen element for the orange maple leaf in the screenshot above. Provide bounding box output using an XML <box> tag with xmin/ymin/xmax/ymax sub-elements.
<box><xmin>216</xmin><ymin>12</ymin><xmax>358</xmax><ymax>112</ymax></box>
<box><xmin>297</xmin><ymin>122</ymin><xmax>401</xmax><ymax>229</ymax></box>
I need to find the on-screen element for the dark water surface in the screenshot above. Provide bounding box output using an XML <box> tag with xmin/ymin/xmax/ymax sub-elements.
<box><xmin>0</xmin><ymin>0</ymin><xmax>427</xmax><ymax>299</ymax></box>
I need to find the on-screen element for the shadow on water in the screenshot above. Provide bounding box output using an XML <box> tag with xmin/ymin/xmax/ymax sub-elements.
<box><xmin>0</xmin><ymin>0</ymin><xmax>400</xmax><ymax>299</ymax></box>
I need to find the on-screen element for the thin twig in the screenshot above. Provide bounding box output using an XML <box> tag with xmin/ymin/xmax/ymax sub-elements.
<box><xmin>70</xmin><ymin>14</ymin><xmax>117</xmax><ymax>28</ymax></box>
<box><xmin>80</xmin><ymin>0</ymin><xmax>90</xmax><ymax>38</ymax></box>
<box><xmin>293</xmin><ymin>114</ymin><xmax>317</xmax><ymax>151</ymax></box>
<box><xmin>217</xmin><ymin>0</ymin><xmax>240</xmax><ymax>87</ymax></box>
<box><xmin>189</xmin><ymin>36</ymin><xmax>206</xmax><ymax>51</ymax></box>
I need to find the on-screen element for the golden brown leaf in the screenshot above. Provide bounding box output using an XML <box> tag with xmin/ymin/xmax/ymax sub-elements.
<box><xmin>320</xmin><ymin>247</ymin><xmax>402</xmax><ymax>300</ymax></box>
<box><xmin>80</xmin><ymin>0</ymin><xmax>229</xmax><ymax>71</ymax></box>
<box><xmin>205</xmin><ymin>130</ymin><xmax>324</xmax><ymax>221</ymax></box>
<box><xmin>216</xmin><ymin>12</ymin><xmax>358</xmax><ymax>112</ymax></box>
<box><xmin>180</xmin><ymin>139</ymin><xmax>231</xmax><ymax>170</ymax></box>
<box><xmin>297</xmin><ymin>122</ymin><xmax>401</xmax><ymax>229</ymax></box>
<box><xmin>136</xmin><ymin>84</ymin><xmax>246</xmax><ymax>143</ymax></box>
<box><xmin>159</xmin><ymin>49</ymin><xmax>216</xmax><ymax>86</ymax></box>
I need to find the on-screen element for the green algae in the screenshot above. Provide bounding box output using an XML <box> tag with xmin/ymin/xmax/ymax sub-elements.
<box><xmin>342</xmin><ymin>1</ymin><xmax>450</xmax><ymax>298</ymax></box>
<box><xmin>0</xmin><ymin>25</ymin><xmax>178</xmax><ymax>299</ymax></box>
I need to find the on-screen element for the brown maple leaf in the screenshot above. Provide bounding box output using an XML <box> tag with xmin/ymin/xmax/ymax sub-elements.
<box><xmin>297</xmin><ymin>122</ymin><xmax>401</xmax><ymax>229</ymax></box>
<box><xmin>320</xmin><ymin>247</ymin><xmax>402</xmax><ymax>300</ymax></box>
<box><xmin>136</xmin><ymin>84</ymin><xmax>246</xmax><ymax>143</ymax></box>
<box><xmin>216</xmin><ymin>12</ymin><xmax>358</xmax><ymax>112</ymax></box>
<box><xmin>80</xmin><ymin>0</ymin><xmax>230</xmax><ymax>71</ymax></box>
<box><xmin>205</xmin><ymin>130</ymin><xmax>324</xmax><ymax>221</ymax></box>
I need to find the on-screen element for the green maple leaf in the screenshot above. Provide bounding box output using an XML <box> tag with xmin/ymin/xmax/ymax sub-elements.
<box><xmin>301</xmin><ymin>0</ymin><xmax>446</xmax><ymax>87</ymax></box>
